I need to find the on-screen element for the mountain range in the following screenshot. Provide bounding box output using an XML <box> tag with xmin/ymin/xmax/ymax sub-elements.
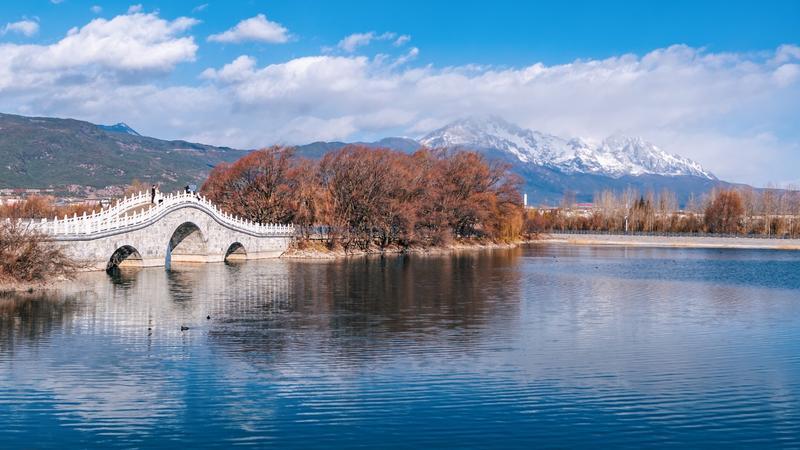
<box><xmin>420</xmin><ymin>117</ymin><xmax>714</xmax><ymax>180</ymax></box>
<box><xmin>415</xmin><ymin>116</ymin><xmax>724</xmax><ymax>204</ymax></box>
<box><xmin>0</xmin><ymin>112</ymin><xmax>730</xmax><ymax>203</ymax></box>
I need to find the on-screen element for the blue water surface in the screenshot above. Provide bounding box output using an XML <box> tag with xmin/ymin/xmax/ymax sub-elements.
<box><xmin>1</xmin><ymin>244</ymin><xmax>799</xmax><ymax>448</ymax></box>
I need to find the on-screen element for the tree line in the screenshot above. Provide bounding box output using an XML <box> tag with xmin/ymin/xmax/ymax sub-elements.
<box><xmin>526</xmin><ymin>187</ymin><xmax>800</xmax><ymax>237</ymax></box>
<box><xmin>200</xmin><ymin>145</ymin><xmax>524</xmax><ymax>250</ymax></box>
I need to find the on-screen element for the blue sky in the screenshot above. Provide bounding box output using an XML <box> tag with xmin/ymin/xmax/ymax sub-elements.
<box><xmin>8</xmin><ymin>1</ymin><xmax>800</xmax><ymax>66</ymax></box>
<box><xmin>0</xmin><ymin>0</ymin><xmax>798</xmax><ymax>185</ymax></box>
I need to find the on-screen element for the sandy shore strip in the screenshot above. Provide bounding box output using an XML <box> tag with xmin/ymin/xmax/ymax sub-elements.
<box><xmin>281</xmin><ymin>240</ymin><xmax>520</xmax><ymax>259</ymax></box>
<box><xmin>538</xmin><ymin>233</ymin><xmax>800</xmax><ymax>251</ymax></box>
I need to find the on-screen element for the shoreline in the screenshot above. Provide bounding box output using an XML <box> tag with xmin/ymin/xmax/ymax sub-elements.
<box><xmin>5</xmin><ymin>233</ymin><xmax>796</xmax><ymax>294</ymax></box>
<box><xmin>537</xmin><ymin>233</ymin><xmax>800</xmax><ymax>251</ymax></box>
<box><xmin>280</xmin><ymin>239</ymin><xmax>521</xmax><ymax>259</ymax></box>
<box><xmin>0</xmin><ymin>241</ymin><xmax>521</xmax><ymax>293</ymax></box>
<box><xmin>0</xmin><ymin>276</ymin><xmax>71</xmax><ymax>295</ymax></box>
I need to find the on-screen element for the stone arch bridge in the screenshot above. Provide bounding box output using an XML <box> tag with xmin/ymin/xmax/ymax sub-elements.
<box><xmin>23</xmin><ymin>191</ymin><xmax>294</xmax><ymax>271</ymax></box>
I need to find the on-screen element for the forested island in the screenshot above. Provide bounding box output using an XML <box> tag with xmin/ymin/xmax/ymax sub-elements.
<box><xmin>199</xmin><ymin>145</ymin><xmax>524</xmax><ymax>255</ymax></box>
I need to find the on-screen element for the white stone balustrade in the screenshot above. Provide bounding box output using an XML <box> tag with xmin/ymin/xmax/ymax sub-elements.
<box><xmin>22</xmin><ymin>191</ymin><xmax>294</xmax><ymax>238</ymax></box>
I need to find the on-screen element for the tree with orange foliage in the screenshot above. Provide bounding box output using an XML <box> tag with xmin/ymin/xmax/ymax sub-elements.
<box><xmin>201</xmin><ymin>144</ymin><xmax>524</xmax><ymax>249</ymax></box>
<box><xmin>284</xmin><ymin>158</ymin><xmax>328</xmax><ymax>238</ymax></box>
<box><xmin>423</xmin><ymin>150</ymin><xmax>522</xmax><ymax>241</ymax></box>
<box><xmin>318</xmin><ymin>146</ymin><xmax>398</xmax><ymax>249</ymax></box>
<box><xmin>704</xmin><ymin>189</ymin><xmax>745</xmax><ymax>234</ymax></box>
<box><xmin>201</xmin><ymin>146</ymin><xmax>297</xmax><ymax>224</ymax></box>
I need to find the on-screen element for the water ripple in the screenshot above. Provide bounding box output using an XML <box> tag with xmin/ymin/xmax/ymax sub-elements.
<box><xmin>1</xmin><ymin>244</ymin><xmax>799</xmax><ymax>448</ymax></box>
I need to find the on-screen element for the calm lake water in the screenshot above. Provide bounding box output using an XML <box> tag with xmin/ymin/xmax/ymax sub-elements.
<box><xmin>1</xmin><ymin>244</ymin><xmax>799</xmax><ymax>448</ymax></box>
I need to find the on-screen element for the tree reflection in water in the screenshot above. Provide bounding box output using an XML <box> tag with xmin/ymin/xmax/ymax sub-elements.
<box><xmin>0</xmin><ymin>292</ymin><xmax>79</xmax><ymax>354</ymax></box>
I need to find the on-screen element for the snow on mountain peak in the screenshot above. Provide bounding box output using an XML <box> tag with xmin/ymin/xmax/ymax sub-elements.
<box><xmin>595</xmin><ymin>134</ymin><xmax>715</xmax><ymax>178</ymax></box>
<box><xmin>420</xmin><ymin>116</ymin><xmax>574</xmax><ymax>166</ymax></box>
<box><xmin>419</xmin><ymin>117</ymin><xmax>715</xmax><ymax>180</ymax></box>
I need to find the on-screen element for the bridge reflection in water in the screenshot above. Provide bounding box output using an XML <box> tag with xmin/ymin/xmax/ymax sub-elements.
<box><xmin>0</xmin><ymin>251</ymin><xmax>526</xmax><ymax>446</ymax></box>
<box><xmin>1</xmin><ymin>250</ymin><xmax>522</xmax><ymax>349</ymax></box>
<box><xmin>68</xmin><ymin>262</ymin><xmax>293</xmax><ymax>340</ymax></box>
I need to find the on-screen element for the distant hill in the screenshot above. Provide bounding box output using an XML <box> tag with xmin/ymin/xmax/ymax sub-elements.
<box><xmin>0</xmin><ymin>113</ymin><xmax>249</xmax><ymax>192</ymax></box>
<box><xmin>292</xmin><ymin>137</ymin><xmax>421</xmax><ymax>159</ymax></box>
<box><xmin>0</xmin><ymin>112</ymin><xmax>424</xmax><ymax>195</ymax></box>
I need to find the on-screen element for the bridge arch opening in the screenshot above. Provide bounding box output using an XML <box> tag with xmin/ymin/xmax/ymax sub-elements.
<box><xmin>167</xmin><ymin>222</ymin><xmax>208</xmax><ymax>265</ymax></box>
<box><xmin>106</xmin><ymin>245</ymin><xmax>143</xmax><ymax>272</ymax></box>
<box><xmin>224</xmin><ymin>242</ymin><xmax>247</xmax><ymax>262</ymax></box>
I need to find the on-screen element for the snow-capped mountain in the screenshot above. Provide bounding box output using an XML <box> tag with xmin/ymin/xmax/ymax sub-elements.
<box><xmin>420</xmin><ymin>117</ymin><xmax>715</xmax><ymax>180</ymax></box>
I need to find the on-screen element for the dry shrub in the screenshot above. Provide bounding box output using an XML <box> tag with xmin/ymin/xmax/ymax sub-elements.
<box><xmin>0</xmin><ymin>196</ymin><xmax>100</xmax><ymax>220</ymax></box>
<box><xmin>704</xmin><ymin>189</ymin><xmax>745</xmax><ymax>234</ymax></box>
<box><xmin>0</xmin><ymin>221</ymin><xmax>80</xmax><ymax>284</ymax></box>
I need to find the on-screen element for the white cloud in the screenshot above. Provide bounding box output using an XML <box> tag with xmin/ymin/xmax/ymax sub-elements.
<box><xmin>0</xmin><ymin>10</ymin><xmax>198</xmax><ymax>91</ymax></box>
<box><xmin>338</xmin><ymin>32</ymin><xmax>375</xmax><ymax>52</ymax></box>
<box><xmin>337</xmin><ymin>31</ymin><xmax>396</xmax><ymax>52</ymax></box>
<box><xmin>394</xmin><ymin>35</ymin><xmax>411</xmax><ymax>47</ymax></box>
<box><xmin>391</xmin><ymin>47</ymin><xmax>419</xmax><ymax>67</ymax></box>
<box><xmin>207</xmin><ymin>14</ymin><xmax>289</xmax><ymax>44</ymax></box>
<box><xmin>191</xmin><ymin>44</ymin><xmax>800</xmax><ymax>184</ymax></box>
<box><xmin>90</xmin><ymin>5</ymin><xmax>102</xmax><ymax>14</ymax></box>
<box><xmin>773</xmin><ymin>44</ymin><xmax>800</xmax><ymax>64</ymax></box>
<box><xmin>773</xmin><ymin>63</ymin><xmax>800</xmax><ymax>87</ymax></box>
<box><xmin>192</xmin><ymin>3</ymin><xmax>209</xmax><ymax>13</ymax></box>
<box><xmin>201</xmin><ymin>55</ymin><xmax>257</xmax><ymax>83</ymax></box>
<box><xmin>50</xmin><ymin>0</ymin><xmax>64</xmax><ymax>4</ymax></box>
<box><xmin>127</xmin><ymin>4</ymin><xmax>143</xmax><ymax>14</ymax></box>
<box><xmin>0</xmin><ymin>19</ymin><xmax>797</xmax><ymax>187</ymax></box>
<box><xmin>40</xmin><ymin>12</ymin><xmax>198</xmax><ymax>71</ymax></box>
<box><xmin>2</xmin><ymin>19</ymin><xmax>40</xmax><ymax>37</ymax></box>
